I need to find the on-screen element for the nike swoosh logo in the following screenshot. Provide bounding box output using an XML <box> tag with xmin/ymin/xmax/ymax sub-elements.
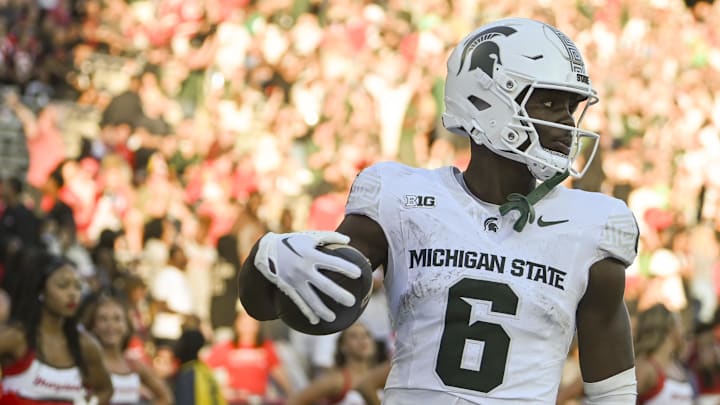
<box><xmin>537</xmin><ymin>216</ymin><xmax>569</xmax><ymax>227</ymax></box>
<box><xmin>281</xmin><ymin>237</ymin><xmax>303</xmax><ymax>257</ymax></box>
<box><xmin>523</xmin><ymin>54</ymin><xmax>543</xmax><ymax>60</ymax></box>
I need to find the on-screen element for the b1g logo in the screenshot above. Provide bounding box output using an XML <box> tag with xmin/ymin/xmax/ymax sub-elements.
<box><xmin>404</xmin><ymin>195</ymin><xmax>436</xmax><ymax>208</ymax></box>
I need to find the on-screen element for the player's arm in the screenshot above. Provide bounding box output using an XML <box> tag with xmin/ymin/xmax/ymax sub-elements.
<box><xmin>336</xmin><ymin>214</ymin><xmax>388</xmax><ymax>271</ymax></box>
<box><xmin>238</xmin><ymin>162</ymin><xmax>389</xmax><ymax>325</ymax></box>
<box><xmin>237</xmin><ymin>229</ymin><xmax>364</xmax><ymax>324</ymax></box>
<box><xmin>575</xmin><ymin>257</ymin><xmax>636</xmax><ymax>404</ymax></box>
<box><xmin>237</xmin><ymin>215</ymin><xmax>387</xmax><ymax>325</ymax></box>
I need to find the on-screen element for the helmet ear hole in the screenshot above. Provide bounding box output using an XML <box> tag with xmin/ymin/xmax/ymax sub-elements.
<box><xmin>468</xmin><ymin>95</ymin><xmax>491</xmax><ymax>111</ymax></box>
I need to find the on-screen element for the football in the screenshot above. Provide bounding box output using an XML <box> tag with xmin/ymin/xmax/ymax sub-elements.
<box><xmin>275</xmin><ymin>243</ymin><xmax>374</xmax><ymax>335</ymax></box>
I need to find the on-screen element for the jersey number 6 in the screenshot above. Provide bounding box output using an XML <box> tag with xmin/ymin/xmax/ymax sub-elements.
<box><xmin>435</xmin><ymin>278</ymin><xmax>519</xmax><ymax>393</ymax></box>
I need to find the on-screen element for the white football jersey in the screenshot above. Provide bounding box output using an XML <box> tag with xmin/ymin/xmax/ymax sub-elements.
<box><xmin>345</xmin><ymin>162</ymin><xmax>638</xmax><ymax>405</ymax></box>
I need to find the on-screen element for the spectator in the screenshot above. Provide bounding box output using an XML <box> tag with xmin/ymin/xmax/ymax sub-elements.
<box><xmin>79</xmin><ymin>291</ymin><xmax>173</xmax><ymax>405</ymax></box>
<box><xmin>353</xmin><ymin>360</ymin><xmax>392</xmax><ymax>405</ymax></box>
<box><xmin>83</xmin><ymin>113</ymin><xmax>135</xmax><ymax>168</ymax></box>
<box><xmin>38</xmin><ymin>161</ymin><xmax>70</xmax><ymax>219</ymax></box>
<box><xmin>0</xmin><ymin>176</ymin><xmax>40</xmax><ymax>248</ymax></box>
<box><xmin>204</xmin><ymin>307</ymin><xmax>293</xmax><ymax>403</ymax></box>
<box><xmin>305</xmin><ymin>166</ymin><xmax>352</xmax><ymax>232</ymax></box>
<box><xmin>687</xmin><ymin>321</ymin><xmax>720</xmax><ymax>403</ymax></box>
<box><xmin>142</xmin><ymin>216</ymin><xmax>177</xmax><ymax>248</ymax></box>
<box><xmin>86</xmin><ymin>154</ymin><xmax>134</xmax><ymax>245</ymax></box>
<box><xmin>150</xmin><ymin>243</ymin><xmax>194</xmax><ymax>346</ymax></box>
<box><xmin>181</xmin><ymin>214</ymin><xmax>216</xmax><ymax>330</ymax></box>
<box><xmin>2</xmin><ymin>93</ymin><xmax>66</xmax><ymax>196</ymax></box>
<box><xmin>635</xmin><ymin>303</ymin><xmax>695</xmax><ymax>404</ymax></box>
<box><xmin>0</xmin><ymin>287</ymin><xmax>9</xmax><ymax>322</ymax></box>
<box><xmin>54</xmin><ymin>206</ymin><xmax>97</xmax><ymax>289</ymax></box>
<box><xmin>287</xmin><ymin>322</ymin><xmax>378</xmax><ymax>405</ymax></box>
<box><xmin>288</xmin><ymin>330</ymin><xmax>343</xmax><ymax>382</ymax></box>
<box><xmin>209</xmin><ymin>234</ymin><xmax>241</xmax><ymax>333</ymax></box>
<box><xmin>115</xmin><ymin>273</ymin><xmax>154</xmax><ymax>365</ymax></box>
<box><xmin>0</xmin><ymin>248</ymin><xmax>113</xmax><ymax>403</ymax></box>
<box><xmin>173</xmin><ymin>328</ymin><xmax>226</xmax><ymax>405</ymax></box>
<box><xmin>98</xmin><ymin>73</ymin><xmax>142</xmax><ymax>130</ymax></box>
<box><xmin>90</xmin><ymin>229</ymin><xmax>124</xmax><ymax>291</ymax></box>
<box><xmin>232</xmin><ymin>190</ymin><xmax>268</xmax><ymax>262</ymax></box>
<box><xmin>0</xmin><ymin>287</ymin><xmax>9</xmax><ymax>395</ymax></box>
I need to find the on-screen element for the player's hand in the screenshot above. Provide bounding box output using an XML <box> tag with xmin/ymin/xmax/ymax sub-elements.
<box><xmin>254</xmin><ymin>231</ymin><xmax>362</xmax><ymax>325</ymax></box>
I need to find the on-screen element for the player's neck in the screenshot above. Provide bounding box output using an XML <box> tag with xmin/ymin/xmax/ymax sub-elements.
<box><xmin>463</xmin><ymin>144</ymin><xmax>536</xmax><ymax>205</ymax></box>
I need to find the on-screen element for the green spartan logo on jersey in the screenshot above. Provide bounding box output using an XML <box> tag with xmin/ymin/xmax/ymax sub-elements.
<box><xmin>484</xmin><ymin>217</ymin><xmax>499</xmax><ymax>232</ymax></box>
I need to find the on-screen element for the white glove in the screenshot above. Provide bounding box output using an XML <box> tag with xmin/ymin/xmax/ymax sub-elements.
<box><xmin>254</xmin><ymin>231</ymin><xmax>363</xmax><ymax>325</ymax></box>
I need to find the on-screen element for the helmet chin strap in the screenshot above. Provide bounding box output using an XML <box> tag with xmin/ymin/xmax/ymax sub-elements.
<box><xmin>499</xmin><ymin>170</ymin><xmax>569</xmax><ymax>232</ymax></box>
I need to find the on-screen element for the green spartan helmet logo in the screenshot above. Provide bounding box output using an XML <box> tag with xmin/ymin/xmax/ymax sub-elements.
<box><xmin>457</xmin><ymin>26</ymin><xmax>518</xmax><ymax>77</ymax></box>
<box><xmin>484</xmin><ymin>217</ymin><xmax>499</xmax><ymax>232</ymax></box>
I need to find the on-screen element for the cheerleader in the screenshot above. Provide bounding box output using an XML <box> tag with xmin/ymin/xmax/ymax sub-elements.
<box><xmin>0</xmin><ymin>248</ymin><xmax>113</xmax><ymax>404</ymax></box>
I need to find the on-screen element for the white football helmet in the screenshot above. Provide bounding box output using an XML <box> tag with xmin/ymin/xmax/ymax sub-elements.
<box><xmin>442</xmin><ymin>18</ymin><xmax>599</xmax><ymax>180</ymax></box>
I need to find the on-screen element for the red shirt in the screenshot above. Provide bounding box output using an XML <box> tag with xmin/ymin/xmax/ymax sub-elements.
<box><xmin>26</xmin><ymin>122</ymin><xmax>66</xmax><ymax>190</ymax></box>
<box><xmin>203</xmin><ymin>340</ymin><xmax>279</xmax><ymax>396</ymax></box>
<box><xmin>307</xmin><ymin>193</ymin><xmax>346</xmax><ymax>231</ymax></box>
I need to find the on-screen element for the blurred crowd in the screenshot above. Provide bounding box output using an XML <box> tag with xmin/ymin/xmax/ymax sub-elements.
<box><xmin>1</xmin><ymin>0</ymin><xmax>720</xmax><ymax>403</ymax></box>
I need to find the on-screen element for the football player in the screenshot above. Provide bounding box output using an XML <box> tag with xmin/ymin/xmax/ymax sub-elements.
<box><xmin>239</xmin><ymin>17</ymin><xmax>639</xmax><ymax>404</ymax></box>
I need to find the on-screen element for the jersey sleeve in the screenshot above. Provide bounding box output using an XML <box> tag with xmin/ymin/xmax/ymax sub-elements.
<box><xmin>597</xmin><ymin>199</ymin><xmax>639</xmax><ymax>266</ymax></box>
<box><xmin>345</xmin><ymin>163</ymin><xmax>384</xmax><ymax>222</ymax></box>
